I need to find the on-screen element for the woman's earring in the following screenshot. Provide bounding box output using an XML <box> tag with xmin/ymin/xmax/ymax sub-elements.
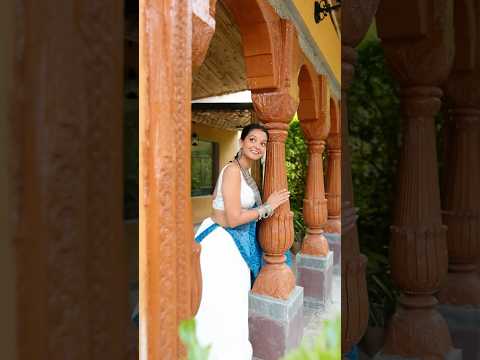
<box><xmin>238</xmin><ymin>148</ymin><xmax>243</xmax><ymax>159</ymax></box>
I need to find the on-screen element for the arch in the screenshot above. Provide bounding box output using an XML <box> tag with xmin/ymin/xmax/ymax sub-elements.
<box><xmin>222</xmin><ymin>0</ymin><xmax>281</xmax><ymax>90</ymax></box>
<box><xmin>297</xmin><ymin>64</ymin><xmax>319</xmax><ymax>122</ymax></box>
<box><xmin>296</xmin><ymin>61</ymin><xmax>330</xmax><ymax>140</ymax></box>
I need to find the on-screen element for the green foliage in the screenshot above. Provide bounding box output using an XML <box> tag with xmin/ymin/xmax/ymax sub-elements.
<box><xmin>179</xmin><ymin>319</ymin><xmax>211</xmax><ymax>360</ymax></box>
<box><xmin>348</xmin><ymin>39</ymin><xmax>402</xmax><ymax>325</ymax></box>
<box><xmin>179</xmin><ymin>317</ymin><xmax>340</xmax><ymax>360</ymax></box>
<box><xmin>286</xmin><ymin>115</ymin><xmax>308</xmax><ymax>242</ymax></box>
<box><xmin>282</xmin><ymin>316</ymin><xmax>341</xmax><ymax>360</ymax></box>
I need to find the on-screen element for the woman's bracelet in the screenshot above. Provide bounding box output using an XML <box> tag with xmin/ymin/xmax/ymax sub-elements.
<box><xmin>256</xmin><ymin>203</ymin><xmax>274</xmax><ymax>220</ymax></box>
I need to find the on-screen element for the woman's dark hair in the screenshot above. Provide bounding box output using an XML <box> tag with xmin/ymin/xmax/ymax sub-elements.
<box><xmin>240</xmin><ymin>123</ymin><xmax>269</xmax><ymax>141</ymax></box>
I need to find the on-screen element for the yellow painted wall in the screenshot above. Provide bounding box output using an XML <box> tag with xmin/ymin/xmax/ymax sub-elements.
<box><xmin>293</xmin><ymin>0</ymin><xmax>341</xmax><ymax>83</ymax></box>
<box><xmin>191</xmin><ymin>122</ymin><xmax>239</xmax><ymax>224</ymax></box>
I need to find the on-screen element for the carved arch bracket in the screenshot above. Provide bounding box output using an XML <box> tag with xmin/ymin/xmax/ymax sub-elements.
<box><xmin>192</xmin><ymin>0</ymin><xmax>218</xmax><ymax>70</ymax></box>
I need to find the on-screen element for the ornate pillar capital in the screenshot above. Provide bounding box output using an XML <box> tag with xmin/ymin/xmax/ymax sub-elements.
<box><xmin>264</xmin><ymin>122</ymin><xmax>289</xmax><ymax>141</ymax></box>
<box><xmin>401</xmin><ymin>86</ymin><xmax>443</xmax><ymax>117</ymax></box>
<box><xmin>306</xmin><ymin>139</ymin><xmax>326</xmax><ymax>154</ymax></box>
<box><xmin>252</xmin><ymin>90</ymin><xmax>298</xmax><ymax>124</ymax></box>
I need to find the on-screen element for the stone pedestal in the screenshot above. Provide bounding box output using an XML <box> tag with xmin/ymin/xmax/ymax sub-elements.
<box><xmin>249</xmin><ymin>286</ymin><xmax>304</xmax><ymax>360</ymax></box>
<box><xmin>324</xmin><ymin>233</ymin><xmax>341</xmax><ymax>269</ymax></box>
<box><xmin>373</xmin><ymin>349</ymin><xmax>462</xmax><ymax>360</ymax></box>
<box><xmin>296</xmin><ymin>251</ymin><xmax>333</xmax><ymax>310</ymax></box>
<box><xmin>438</xmin><ymin>304</ymin><xmax>480</xmax><ymax>360</ymax></box>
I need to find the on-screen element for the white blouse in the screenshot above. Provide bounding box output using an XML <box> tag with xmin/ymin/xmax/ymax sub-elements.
<box><xmin>212</xmin><ymin>164</ymin><xmax>256</xmax><ymax>210</ymax></box>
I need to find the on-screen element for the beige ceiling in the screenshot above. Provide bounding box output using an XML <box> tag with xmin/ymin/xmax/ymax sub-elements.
<box><xmin>192</xmin><ymin>2</ymin><xmax>247</xmax><ymax>100</ymax></box>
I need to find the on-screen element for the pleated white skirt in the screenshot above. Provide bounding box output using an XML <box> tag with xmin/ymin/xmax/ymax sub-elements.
<box><xmin>194</xmin><ymin>217</ymin><xmax>253</xmax><ymax>360</ymax></box>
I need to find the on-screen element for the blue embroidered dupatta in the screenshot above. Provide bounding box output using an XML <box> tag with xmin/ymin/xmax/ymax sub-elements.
<box><xmin>194</xmin><ymin>220</ymin><xmax>292</xmax><ymax>280</ymax></box>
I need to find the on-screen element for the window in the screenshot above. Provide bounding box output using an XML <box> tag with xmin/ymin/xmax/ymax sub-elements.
<box><xmin>191</xmin><ymin>139</ymin><xmax>219</xmax><ymax>196</ymax></box>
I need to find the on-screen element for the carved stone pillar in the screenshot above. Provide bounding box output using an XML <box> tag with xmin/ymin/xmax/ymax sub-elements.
<box><xmin>341</xmin><ymin>45</ymin><xmax>369</xmax><ymax>356</ymax></box>
<box><xmin>437</xmin><ymin>0</ymin><xmax>480</xmax><ymax>308</ymax></box>
<box><xmin>383</xmin><ymin>86</ymin><xmax>453</xmax><ymax>357</ymax></box>
<box><xmin>438</xmin><ymin>96</ymin><xmax>480</xmax><ymax>306</ymax></box>
<box><xmin>341</xmin><ymin>0</ymin><xmax>379</xmax><ymax>355</ymax></box>
<box><xmin>376</xmin><ymin>0</ymin><xmax>457</xmax><ymax>357</ymax></box>
<box><xmin>140</xmin><ymin>0</ymin><xmax>214</xmax><ymax>358</ymax></box>
<box><xmin>251</xmin><ymin>90</ymin><xmax>298</xmax><ymax>300</ymax></box>
<box><xmin>435</xmin><ymin>3</ymin><xmax>480</xmax><ymax>356</ymax></box>
<box><xmin>301</xmin><ymin>138</ymin><xmax>329</xmax><ymax>256</ymax></box>
<box><xmin>325</xmin><ymin>100</ymin><xmax>341</xmax><ymax>234</ymax></box>
<box><xmin>7</xmin><ymin>1</ymin><xmax>128</xmax><ymax>359</ymax></box>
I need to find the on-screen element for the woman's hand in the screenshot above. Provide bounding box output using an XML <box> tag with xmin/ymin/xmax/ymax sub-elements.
<box><xmin>265</xmin><ymin>189</ymin><xmax>290</xmax><ymax>211</ymax></box>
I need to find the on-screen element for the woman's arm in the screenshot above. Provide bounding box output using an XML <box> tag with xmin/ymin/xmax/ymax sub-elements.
<box><xmin>222</xmin><ymin>164</ymin><xmax>259</xmax><ymax>228</ymax></box>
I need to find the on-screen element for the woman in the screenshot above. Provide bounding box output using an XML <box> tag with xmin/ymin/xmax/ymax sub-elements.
<box><xmin>194</xmin><ymin>124</ymin><xmax>290</xmax><ymax>360</ymax></box>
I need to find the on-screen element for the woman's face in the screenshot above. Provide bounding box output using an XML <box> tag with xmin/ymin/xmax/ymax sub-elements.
<box><xmin>240</xmin><ymin>129</ymin><xmax>268</xmax><ymax>161</ymax></box>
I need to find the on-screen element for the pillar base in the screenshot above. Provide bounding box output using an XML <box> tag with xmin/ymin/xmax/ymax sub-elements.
<box><xmin>373</xmin><ymin>349</ymin><xmax>462</xmax><ymax>360</ymax></box>
<box><xmin>324</xmin><ymin>232</ymin><xmax>341</xmax><ymax>269</ymax></box>
<box><xmin>296</xmin><ymin>251</ymin><xmax>333</xmax><ymax>310</ymax></box>
<box><xmin>249</xmin><ymin>286</ymin><xmax>304</xmax><ymax>360</ymax></box>
<box><xmin>438</xmin><ymin>304</ymin><xmax>480</xmax><ymax>360</ymax></box>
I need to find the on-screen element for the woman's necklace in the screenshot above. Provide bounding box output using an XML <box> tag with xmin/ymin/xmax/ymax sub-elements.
<box><xmin>235</xmin><ymin>158</ymin><xmax>263</xmax><ymax>206</ymax></box>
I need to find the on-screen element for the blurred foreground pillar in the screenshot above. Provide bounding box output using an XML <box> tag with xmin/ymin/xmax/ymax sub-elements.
<box><xmin>341</xmin><ymin>0</ymin><xmax>379</xmax><ymax>356</ymax></box>
<box><xmin>437</xmin><ymin>1</ymin><xmax>480</xmax><ymax>358</ymax></box>
<box><xmin>376</xmin><ymin>0</ymin><xmax>459</xmax><ymax>358</ymax></box>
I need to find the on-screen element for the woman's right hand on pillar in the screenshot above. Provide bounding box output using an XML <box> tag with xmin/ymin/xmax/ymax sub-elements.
<box><xmin>265</xmin><ymin>189</ymin><xmax>290</xmax><ymax>211</ymax></box>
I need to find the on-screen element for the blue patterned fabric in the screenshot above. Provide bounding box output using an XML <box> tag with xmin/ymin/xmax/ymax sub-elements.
<box><xmin>195</xmin><ymin>220</ymin><xmax>293</xmax><ymax>280</ymax></box>
<box><xmin>345</xmin><ymin>345</ymin><xmax>358</xmax><ymax>360</ymax></box>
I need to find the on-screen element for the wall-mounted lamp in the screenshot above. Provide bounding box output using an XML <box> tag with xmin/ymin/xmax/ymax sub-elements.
<box><xmin>314</xmin><ymin>0</ymin><xmax>341</xmax><ymax>24</ymax></box>
<box><xmin>192</xmin><ymin>132</ymin><xmax>199</xmax><ymax>146</ymax></box>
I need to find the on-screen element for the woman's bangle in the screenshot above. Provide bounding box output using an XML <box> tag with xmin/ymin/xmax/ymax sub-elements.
<box><xmin>256</xmin><ymin>204</ymin><xmax>274</xmax><ymax>221</ymax></box>
<box><xmin>264</xmin><ymin>203</ymin><xmax>273</xmax><ymax>218</ymax></box>
<box><xmin>256</xmin><ymin>206</ymin><xmax>266</xmax><ymax>220</ymax></box>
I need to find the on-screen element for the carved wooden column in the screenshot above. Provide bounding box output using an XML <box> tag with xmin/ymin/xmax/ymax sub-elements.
<box><xmin>7</xmin><ymin>1</ymin><xmax>128</xmax><ymax>359</ymax></box>
<box><xmin>141</xmin><ymin>0</ymin><xmax>217</xmax><ymax>357</ymax></box>
<box><xmin>300</xmin><ymin>76</ymin><xmax>330</xmax><ymax>256</ymax></box>
<box><xmin>434</xmin><ymin>3</ymin><xmax>480</xmax><ymax>356</ymax></box>
<box><xmin>341</xmin><ymin>1</ymin><xmax>379</xmax><ymax>356</ymax></box>
<box><xmin>325</xmin><ymin>99</ymin><xmax>341</xmax><ymax>234</ymax></box>
<box><xmin>437</xmin><ymin>0</ymin><xmax>480</xmax><ymax>308</ymax></box>
<box><xmin>251</xmin><ymin>90</ymin><xmax>298</xmax><ymax>300</ymax></box>
<box><xmin>296</xmin><ymin>114</ymin><xmax>335</xmax><ymax>309</ymax></box>
<box><xmin>376</xmin><ymin>0</ymin><xmax>456</xmax><ymax>357</ymax></box>
<box><xmin>438</xmin><ymin>108</ymin><xmax>480</xmax><ymax>304</ymax></box>
<box><xmin>301</xmin><ymin>138</ymin><xmax>329</xmax><ymax>255</ymax></box>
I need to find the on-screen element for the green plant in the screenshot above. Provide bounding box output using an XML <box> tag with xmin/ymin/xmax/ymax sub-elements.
<box><xmin>179</xmin><ymin>319</ymin><xmax>211</xmax><ymax>360</ymax></box>
<box><xmin>348</xmin><ymin>39</ymin><xmax>402</xmax><ymax>326</ymax></box>
<box><xmin>282</xmin><ymin>316</ymin><xmax>341</xmax><ymax>360</ymax></box>
<box><xmin>286</xmin><ymin>115</ymin><xmax>308</xmax><ymax>242</ymax></box>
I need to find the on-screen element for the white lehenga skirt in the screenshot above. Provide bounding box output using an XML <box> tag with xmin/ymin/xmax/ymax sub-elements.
<box><xmin>194</xmin><ymin>217</ymin><xmax>253</xmax><ymax>360</ymax></box>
